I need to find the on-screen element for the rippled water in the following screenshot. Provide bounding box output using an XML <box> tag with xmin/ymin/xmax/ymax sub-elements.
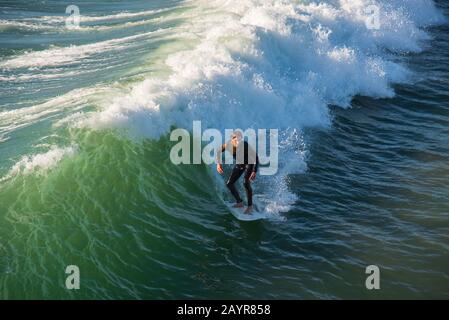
<box><xmin>0</xmin><ymin>0</ymin><xmax>448</xmax><ymax>299</ymax></box>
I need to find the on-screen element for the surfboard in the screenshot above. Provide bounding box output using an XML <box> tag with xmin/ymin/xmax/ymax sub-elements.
<box><xmin>224</xmin><ymin>201</ymin><xmax>268</xmax><ymax>221</ymax></box>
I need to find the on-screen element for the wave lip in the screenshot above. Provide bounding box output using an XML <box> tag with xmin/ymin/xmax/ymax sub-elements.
<box><xmin>1</xmin><ymin>145</ymin><xmax>77</xmax><ymax>182</ymax></box>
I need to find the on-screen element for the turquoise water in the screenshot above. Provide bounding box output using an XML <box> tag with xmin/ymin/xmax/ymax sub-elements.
<box><xmin>0</xmin><ymin>0</ymin><xmax>448</xmax><ymax>299</ymax></box>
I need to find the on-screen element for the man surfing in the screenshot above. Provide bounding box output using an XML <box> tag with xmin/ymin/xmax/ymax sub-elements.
<box><xmin>216</xmin><ymin>131</ymin><xmax>259</xmax><ymax>214</ymax></box>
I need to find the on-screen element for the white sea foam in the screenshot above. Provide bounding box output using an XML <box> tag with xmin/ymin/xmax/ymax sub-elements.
<box><xmin>0</xmin><ymin>70</ymin><xmax>85</xmax><ymax>82</ymax></box>
<box><xmin>2</xmin><ymin>145</ymin><xmax>77</xmax><ymax>180</ymax></box>
<box><xmin>0</xmin><ymin>87</ymin><xmax>106</xmax><ymax>140</ymax></box>
<box><xmin>0</xmin><ymin>19</ymin><xmax>53</xmax><ymax>31</ymax></box>
<box><xmin>0</xmin><ymin>7</ymin><xmax>175</xmax><ymax>32</ymax></box>
<box><xmin>35</xmin><ymin>8</ymin><xmax>174</xmax><ymax>24</ymax></box>
<box><xmin>86</xmin><ymin>0</ymin><xmax>445</xmax><ymax>133</ymax></box>
<box><xmin>0</xmin><ymin>29</ymin><xmax>168</xmax><ymax>70</ymax></box>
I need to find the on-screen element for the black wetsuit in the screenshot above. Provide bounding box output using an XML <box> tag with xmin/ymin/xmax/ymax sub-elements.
<box><xmin>220</xmin><ymin>141</ymin><xmax>259</xmax><ymax>206</ymax></box>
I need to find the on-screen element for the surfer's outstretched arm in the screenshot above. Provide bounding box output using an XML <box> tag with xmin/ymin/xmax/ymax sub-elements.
<box><xmin>216</xmin><ymin>143</ymin><xmax>227</xmax><ymax>174</ymax></box>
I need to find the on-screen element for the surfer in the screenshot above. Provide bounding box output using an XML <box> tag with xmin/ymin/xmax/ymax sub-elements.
<box><xmin>216</xmin><ymin>131</ymin><xmax>259</xmax><ymax>214</ymax></box>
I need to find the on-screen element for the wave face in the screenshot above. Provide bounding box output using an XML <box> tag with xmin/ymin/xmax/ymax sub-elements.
<box><xmin>0</xmin><ymin>0</ymin><xmax>448</xmax><ymax>299</ymax></box>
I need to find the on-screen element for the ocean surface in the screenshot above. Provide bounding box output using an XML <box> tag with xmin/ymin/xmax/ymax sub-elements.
<box><xmin>0</xmin><ymin>0</ymin><xmax>448</xmax><ymax>299</ymax></box>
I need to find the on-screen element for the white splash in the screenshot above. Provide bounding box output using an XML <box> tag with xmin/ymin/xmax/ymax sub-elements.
<box><xmin>2</xmin><ymin>145</ymin><xmax>77</xmax><ymax>180</ymax></box>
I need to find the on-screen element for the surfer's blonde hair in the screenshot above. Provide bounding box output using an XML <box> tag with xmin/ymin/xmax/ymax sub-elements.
<box><xmin>231</xmin><ymin>130</ymin><xmax>243</xmax><ymax>140</ymax></box>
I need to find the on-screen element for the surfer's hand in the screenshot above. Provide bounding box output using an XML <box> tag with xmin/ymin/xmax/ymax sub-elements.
<box><xmin>250</xmin><ymin>172</ymin><xmax>256</xmax><ymax>181</ymax></box>
<box><xmin>217</xmin><ymin>164</ymin><xmax>224</xmax><ymax>174</ymax></box>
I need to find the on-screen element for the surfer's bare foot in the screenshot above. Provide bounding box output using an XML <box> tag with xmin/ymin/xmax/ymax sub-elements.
<box><xmin>232</xmin><ymin>202</ymin><xmax>244</xmax><ymax>208</ymax></box>
<box><xmin>244</xmin><ymin>206</ymin><xmax>253</xmax><ymax>214</ymax></box>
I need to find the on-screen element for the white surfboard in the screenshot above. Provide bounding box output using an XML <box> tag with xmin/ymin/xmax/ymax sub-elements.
<box><xmin>224</xmin><ymin>201</ymin><xmax>269</xmax><ymax>221</ymax></box>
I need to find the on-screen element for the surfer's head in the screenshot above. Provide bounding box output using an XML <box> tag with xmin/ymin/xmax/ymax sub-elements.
<box><xmin>231</xmin><ymin>130</ymin><xmax>243</xmax><ymax>146</ymax></box>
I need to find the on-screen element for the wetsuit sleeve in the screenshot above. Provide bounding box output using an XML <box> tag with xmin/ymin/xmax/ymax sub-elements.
<box><xmin>253</xmin><ymin>151</ymin><xmax>259</xmax><ymax>173</ymax></box>
<box><xmin>245</xmin><ymin>141</ymin><xmax>259</xmax><ymax>173</ymax></box>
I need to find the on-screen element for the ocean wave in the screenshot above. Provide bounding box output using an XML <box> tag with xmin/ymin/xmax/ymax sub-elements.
<box><xmin>0</xmin><ymin>19</ymin><xmax>53</xmax><ymax>32</ymax></box>
<box><xmin>86</xmin><ymin>0</ymin><xmax>445</xmax><ymax>135</ymax></box>
<box><xmin>80</xmin><ymin>0</ymin><xmax>444</xmax><ymax>214</ymax></box>
<box><xmin>0</xmin><ymin>87</ymin><xmax>106</xmax><ymax>140</ymax></box>
<box><xmin>0</xmin><ymin>7</ymin><xmax>179</xmax><ymax>33</ymax></box>
<box><xmin>33</xmin><ymin>7</ymin><xmax>175</xmax><ymax>24</ymax></box>
<box><xmin>0</xmin><ymin>28</ymin><xmax>169</xmax><ymax>70</ymax></box>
